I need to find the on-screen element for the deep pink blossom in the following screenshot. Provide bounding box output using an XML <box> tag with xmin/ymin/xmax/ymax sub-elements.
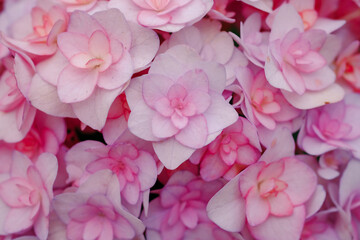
<box><xmin>190</xmin><ymin>117</ymin><xmax>262</xmax><ymax>181</ymax></box>
<box><xmin>126</xmin><ymin>45</ymin><xmax>238</xmax><ymax>169</ymax></box>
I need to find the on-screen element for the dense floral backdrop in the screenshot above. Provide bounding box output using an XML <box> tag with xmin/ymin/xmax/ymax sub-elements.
<box><xmin>0</xmin><ymin>0</ymin><xmax>360</xmax><ymax>239</ymax></box>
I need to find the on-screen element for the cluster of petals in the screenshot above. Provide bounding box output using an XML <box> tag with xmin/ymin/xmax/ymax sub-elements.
<box><xmin>64</xmin><ymin>131</ymin><xmax>158</xmax><ymax>215</ymax></box>
<box><xmin>190</xmin><ymin>117</ymin><xmax>262</xmax><ymax>181</ymax></box>
<box><xmin>141</xmin><ymin>171</ymin><xmax>239</xmax><ymax>240</ymax></box>
<box><xmin>298</xmin><ymin>93</ymin><xmax>360</xmax><ymax>158</ymax></box>
<box><xmin>126</xmin><ymin>44</ymin><xmax>238</xmax><ymax>169</ymax></box>
<box><xmin>108</xmin><ymin>0</ymin><xmax>214</xmax><ymax>32</ymax></box>
<box><xmin>0</xmin><ymin>150</ymin><xmax>58</xmax><ymax>240</ymax></box>
<box><xmin>0</xmin><ymin>0</ymin><xmax>360</xmax><ymax>239</ymax></box>
<box><xmin>207</xmin><ymin>130</ymin><xmax>318</xmax><ymax>240</ymax></box>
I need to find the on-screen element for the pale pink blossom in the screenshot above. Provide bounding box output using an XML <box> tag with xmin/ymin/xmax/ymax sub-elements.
<box><xmin>21</xmin><ymin>9</ymin><xmax>159</xmax><ymax>130</ymax></box>
<box><xmin>53</xmin><ymin>170</ymin><xmax>145</xmax><ymax>240</ymax></box>
<box><xmin>142</xmin><ymin>171</ymin><xmax>239</xmax><ymax>240</ymax></box>
<box><xmin>126</xmin><ymin>45</ymin><xmax>238</xmax><ymax>169</ymax></box>
<box><xmin>231</xmin><ymin>12</ymin><xmax>269</xmax><ymax>67</ymax></box>
<box><xmin>0</xmin><ymin>151</ymin><xmax>58</xmax><ymax>240</ymax></box>
<box><xmin>0</xmin><ymin>56</ymin><xmax>36</xmax><ymax>143</ymax></box>
<box><xmin>190</xmin><ymin>117</ymin><xmax>262</xmax><ymax>181</ymax></box>
<box><xmin>108</xmin><ymin>0</ymin><xmax>214</xmax><ymax>32</ymax></box>
<box><xmin>159</xmin><ymin>19</ymin><xmax>248</xmax><ymax>85</ymax></box>
<box><xmin>264</xmin><ymin>4</ymin><xmax>344</xmax><ymax>109</ymax></box>
<box><xmin>317</xmin><ymin>150</ymin><xmax>352</xmax><ymax>180</ymax></box>
<box><xmin>0</xmin><ymin>1</ymin><xmax>68</xmax><ymax>56</ymax></box>
<box><xmin>298</xmin><ymin>93</ymin><xmax>360</xmax><ymax>158</ymax></box>
<box><xmin>207</xmin><ymin>129</ymin><xmax>317</xmax><ymax>240</ymax></box>
<box><xmin>65</xmin><ymin>131</ymin><xmax>158</xmax><ymax>215</ymax></box>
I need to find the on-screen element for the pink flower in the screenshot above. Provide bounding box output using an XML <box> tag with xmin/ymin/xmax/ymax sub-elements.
<box><xmin>190</xmin><ymin>117</ymin><xmax>262</xmax><ymax>181</ymax></box>
<box><xmin>126</xmin><ymin>45</ymin><xmax>238</xmax><ymax>169</ymax></box>
<box><xmin>159</xmin><ymin>19</ymin><xmax>248</xmax><ymax>85</ymax></box>
<box><xmin>142</xmin><ymin>171</ymin><xmax>238</xmax><ymax>240</ymax></box>
<box><xmin>65</xmin><ymin>132</ymin><xmax>158</xmax><ymax>214</ymax></box>
<box><xmin>0</xmin><ymin>151</ymin><xmax>58</xmax><ymax>240</ymax></box>
<box><xmin>298</xmin><ymin>93</ymin><xmax>360</xmax><ymax>158</ymax></box>
<box><xmin>336</xmin><ymin>40</ymin><xmax>360</xmax><ymax>92</ymax></box>
<box><xmin>22</xmin><ymin>9</ymin><xmax>159</xmax><ymax>130</ymax></box>
<box><xmin>207</xmin><ymin>129</ymin><xmax>317</xmax><ymax>240</ymax></box>
<box><xmin>237</xmin><ymin>67</ymin><xmax>303</xmax><ymax>146</ymax></box>
<box><xmin>9</xmin><ymin>112</ymin><xmax>66</xmax><ymax>161</ymax></box>
<box><xmin>0</xmin><ymin>2</ymin><xmax>68</xmax><ymax>56</ymax></box>
<box><xmin>264</xmin><ymin>4</ymin><xmax>344</xmax><ymax>109</ymax></box>
<box><xmin>108</xmin><ymin>0</ymin><xmax>214</xmax><ymax>32</ymax></box>
<box><xmin>53</xmin><ymin>170</ymin><xmax>145</xmax><ymax>240</ymax></box>
<box><xmin>231</xmin><ymin>12</ymin><xmax>269</xmax><ymax>67</ymax></box>
<box><xmin>0</xmin><ymin>56</ymin><xmax>36</xmax><ymax>143</ymax></box>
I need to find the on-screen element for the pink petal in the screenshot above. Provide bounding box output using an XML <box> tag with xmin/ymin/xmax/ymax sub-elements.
<box><xmin>180</xmin><ymin>208</ymin><xmax>198</xmax><ymax>229</ymax></box>
<box><xmin>268</xmin><ymin>192</ymin><xmax>294</xmax><ymax>216</ymax></box>
<box><xmin>280</xmin><ymin>157</ymin><xmax>317</xmax><ymax>205</ymax></box>
<box><xmin>97</xmin><ymin>51</ymin><xmax>133</xmax><ymax>90</ymax></box>
<box><xmin>200</xmin><ymin>153</ymin><xmax>228</xmax><ymax>181</ymax></box>
<box><xmin>249</xmin><ymin>205</ymin><xmax>306</xmax><ymax>240</ymax></box>
<box><xmin>128</xmin><ymin>21</ymin><xmax>160</xmax><ymax>71</ymax></box>
<box><xmin>137</xmin><ymin>10</ymin><xmax>171</xmax><ymax>27</ymax></box>
<box><xmin>57</xmin><ymin>65</ymin><xmax>98</xmax><ymax>103</ymax></box>
<box><xmin>339</xmin><ymin>160</ymin><xmax>360</xmax><ymax>206</ymax></box>
<box><xmin>153</xmin><ymin>138</ymin><xmax>195</xmax><ymax>170</ymax></box>
<box><xmin>134</xmin><ymin>151</ymin><xmax>157</xmax><ymax>191</ymax></box>
<box><xmin>83</xmin><ymin>217</ymin><xmax>102</xmax><ymax>239</ymax></box>
<box><xmin>123</xmin><ymin>181</ymin><xmax>140</xmax><ymax>205</ymax></box>
<box><xmin>302</xmin><ymin>66</ymin><xmax>336</xmax><ymax>91</ymax></box>
<box><xmin>67</xmin><ymin>10</ymin><xmax>104</xmax><ymax>37</ymax></box>
<box><xmin>282</xmin><ymin>63</ymin><xmax>305</xmax><ymax>95</ymax></box>
<box><xmin>246</xmin><ymin>187</ymin><xmax>270</xmax><ymax>226</ymax></box>
<box><xmin>4</xmin><ymin>207</ymin><xmax>35</xmax><ymax>233</ymax></box>
<box><xmin>72</xmin><ymin>87</ymin><xmax>122</xmax><ymax>130</ymax></box>
<box><xmin>35</xmin><ymin>153</ymin><xmax>58</xmax><ymax>196</ymax></box>
<box><xmin>175</xmin><ymin>115</ymin><xmax>208</xmax><ymax>148</ymax></box>
<box><xmin>152</xmin><ymin>113</ymin><xmax>179</xmax><ymax>138</ymax></box>
<box><xmin>176</xmin><ymin>69</ymin><xmax>209</xmax><ymax>93</ymax></box>
<box><xmin>202</xmin><ymin>94</ymin><xmax>238</xmax><ymax>135</ymax></box>
<box><xmin>269</xmin><ymin>4</ymin><xmax>304</xmax><ymax>41</ymax></box>
<box><xmin>142</xmin><ymin>74</ymin><xmax>175</xmax><ymax>108</ymax></box>
<box><xmin>282</xmin><ymin>83</ymin><xmax>345</xmax><ymax>110</ymax></box>
<box><xmin>57</xmin><ymin>32</ymin><xmax>89</xmax><ymax>60</ymax></box>
<box><xmin>239</xmin><ymin>162</ymin><xmax>265</xmax><ymax>197</ymax></box>
<box><xmin>28</xmin><ymin>74</ymin><xmax>75</xmax><ymax>118</ymax></box>
<box><xmin>206</xmin><ymin>174</ymin><xmax>246</xmax><ymax>232</ymax></box>
<box><xmin>185</xmin><ymin>91</ymin><xmax>211</xmax><ymax>114</ymax></box>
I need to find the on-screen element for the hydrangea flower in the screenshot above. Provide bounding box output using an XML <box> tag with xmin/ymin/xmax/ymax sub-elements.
<box><xmin>108</xmin><ymin>0</ymin><xmax>214</xmax><ymax>32</ymax></box>
<box><xmin>126</xmin><ymin>45</ymin><xmax>238</xmax><ymax>169</ymax></box>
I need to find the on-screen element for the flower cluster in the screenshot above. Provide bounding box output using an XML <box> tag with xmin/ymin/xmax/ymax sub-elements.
<box><xmin>0</xmin><ymin>0</ymin><xmax>359</xmax><ymax>239</ymax></box>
